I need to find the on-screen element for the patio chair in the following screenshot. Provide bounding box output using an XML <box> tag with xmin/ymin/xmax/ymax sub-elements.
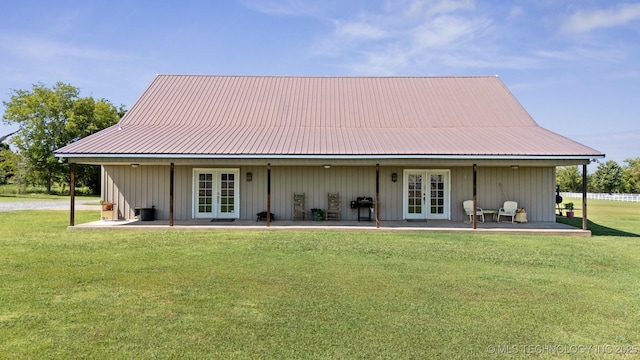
<box><xmin>326</xmin><ymin>192</ymin><xmax>340</xmax><ymax>221</ymax></box>
<box><xmin>497</xmin><ymin>201</ymin><xmax>518</xmax><ymax>223</ymax></box>
<box><xmin>463</xmin><ymin>200</ymin><xmax>484</xmax><ymax>223</ymax></box>
<box><xmin>293</xmin><ymin>192</ymin><xmax>306</xmax><ymax>221</ymax></box>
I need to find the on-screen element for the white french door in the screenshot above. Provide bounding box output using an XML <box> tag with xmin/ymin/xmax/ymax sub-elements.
<box><xmin>193</xmin><ymin>169</ymin><xmax>239</xmax><ymax>219</ymax></box>
<box><xmin>403</xmin><ymin>170</ymin><xmax>450</xmax><ymax>220</ymax></box>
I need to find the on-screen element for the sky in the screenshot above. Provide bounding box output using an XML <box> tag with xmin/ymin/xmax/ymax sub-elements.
<box><xmin>1</xmin><ymin>0</ymin><xmax>639</xmax><ymax>168</ymax></box>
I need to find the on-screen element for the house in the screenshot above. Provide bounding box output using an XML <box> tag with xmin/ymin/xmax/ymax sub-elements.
<box><xmin>55</xmin><ymin>75</ymin><xmax>604</xmax><ymax>227</ymax></box>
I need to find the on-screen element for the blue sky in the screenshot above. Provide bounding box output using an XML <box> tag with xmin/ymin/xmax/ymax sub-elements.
<box><xmin>1</xmin><ymin>0</ymin><xmax>639</xmax><ymax>166</ymax></box>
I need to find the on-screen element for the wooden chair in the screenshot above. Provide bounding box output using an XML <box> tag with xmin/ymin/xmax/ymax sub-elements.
<box><xmin>293</xmin><ymin>192</ymin><xmax>306</xmax><ymax>221</ymax></box>
<box><xmin>326</xmin><ymin>192</ymin><xmax>340</xmax><ymax>221</ymax></box>
<box><xmin>463</xmin><ymin>200</ymin><xmax>484</xmax><ymax>223</ymax></box>
<box><xmin>498</xmin><ymin>201</ymin><xmax>518</xmax><ymax>223</ymax></box>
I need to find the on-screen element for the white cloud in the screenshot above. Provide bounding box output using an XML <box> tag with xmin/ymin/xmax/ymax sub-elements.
<box><xmin>561</xmin><ymin>3</ymin><xmax>640</xmax><ymax>34</ymax></box>
<box><xmin>0</xmin><ymin>34</ymin><xmax>119</xmax><ymax>62</ymax></box>
<box><xmin>309</xmin><ymin>1</ymin><xmax>504</xmax><ymax>74</ymax></box>
<box><xmin>335</xmin><ymin>20</ymin><xmax>389</xmax><ymax>41</ymax></box>
<box><xmin>411</xmin><ymin>15</ymin><xmax>487</xmax><ymax>49</ymax></box>
<box><xmin>535</xmin><ymin>44</ymin><xmax>626</xmax><ymax>64</ymax></box>
<box><xmin>402</xmin><ymin>0</ymin><xmax>475</xmax><ymax>17</ymax></box>
<box><xmin>508</xmin><ymin>6</ymin><xmax>524</xmax><ymax>20</ymax></box>
<box><xmin>241</xmin><ymin>0</ymin><xmax>327</xmax><ymax>17</ymax></box>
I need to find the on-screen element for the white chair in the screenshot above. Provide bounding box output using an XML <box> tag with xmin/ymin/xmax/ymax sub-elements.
<box><xmin>497</xmin><ymin>201</ymin><xmax>518</xmax><ymax>223</ymax></box>
<box><xmin>463</xmin><ymin>200</ymin><xmax>484</xmax><ymax>223</ymax></box>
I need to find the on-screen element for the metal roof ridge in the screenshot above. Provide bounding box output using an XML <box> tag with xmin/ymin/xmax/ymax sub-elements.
<box><xmin>155</xmin><ymin>74</ymin><xmax>501</xmax><ymax>79</ymax></box>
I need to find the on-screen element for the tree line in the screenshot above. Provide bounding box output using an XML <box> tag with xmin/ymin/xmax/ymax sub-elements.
<box><xmin>1</xmin><ymin>82</ymin><xmax>124</xmax><ymax>194</ymax></box>
<box><xmin>556</xmin><ymin>159</ymin><xmax>640</xmax><ymax>194</ymax></box>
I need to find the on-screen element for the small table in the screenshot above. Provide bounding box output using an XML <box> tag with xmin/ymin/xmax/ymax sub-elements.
<box><xmin>483</xmin><ymin>209</ymin><xmax>498</xmax><ymax>222</ymax></box>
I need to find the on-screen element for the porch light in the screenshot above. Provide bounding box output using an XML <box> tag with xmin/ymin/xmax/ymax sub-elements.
<box><xmin>391</xmin><ymin>173</ymin><xmax>398</xmax><ymax>182</ymax></box>
<box><xmin>246</xmin><ymin>172</ymin><xmax>252</xmax><ymax>181</ymax></box>
<box><xmin>323</xmin><ymin>164</ymin><xmax>331</xmax><ymax>169</ymax></box>
<box><xmin>510</xmin><ymin>165</ymin><xmax>519</xmax><ymax>169</ymax></box>
<box><xmin>131</xmin><ymin>164</ymin><xmax>139</xmax><ymax>168</ymax></box>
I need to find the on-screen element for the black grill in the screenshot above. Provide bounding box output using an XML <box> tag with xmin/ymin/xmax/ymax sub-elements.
<box><xmin>555</xmin><ymin>186</ymin><xmax>563</xmax><ymax>215</ymax></box>
<box><xmin>356</xmin><ymin>197</ymin><xmax>373</xmax><ymax>221</ymax></box>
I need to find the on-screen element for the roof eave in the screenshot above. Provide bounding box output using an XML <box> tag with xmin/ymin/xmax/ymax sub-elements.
<box><xmin>55</xmin><ymin>153</ymin><xmax>605</xmax><ymax>161</ymax></box>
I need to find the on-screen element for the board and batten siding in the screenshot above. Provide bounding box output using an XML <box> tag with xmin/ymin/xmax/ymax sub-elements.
<box><xmin>101</xmin><ymin>164</ymin><xmax>556</xmax><ymax>222</ymax></box>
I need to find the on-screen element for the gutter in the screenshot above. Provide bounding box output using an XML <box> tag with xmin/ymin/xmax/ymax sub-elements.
<box><xmin>54</xmin><ymin>153</ymin><xmax>605</xmax><ymax>161</ymax></box>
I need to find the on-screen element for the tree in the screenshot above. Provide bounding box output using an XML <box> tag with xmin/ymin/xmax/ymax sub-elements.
<box><xmin>0</xmin><ymin>144</ymin><xmax>19</xmax><ymax>185</ymax></box>
<box><xmin>622</xmin><ymin>157</ymin><xmax>640</xmax><ymax>193</ymax></box>
<box><xmin>591</xmin><ymin>160</ymin><xmax>624</xmax><ymax>194</ymax></box>
<box><xmin>556</xmin><ymin>166</ymin><xmax>582</xmax><ymax>192</ymax></box>
<box><xmin>2</xmin><ymin>82</ymin><xmax>122</xmax><ymax>193</ymax></box>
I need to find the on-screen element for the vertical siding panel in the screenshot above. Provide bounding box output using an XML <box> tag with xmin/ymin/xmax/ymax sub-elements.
<box><xmin>101</xmin><ymin>164</ymin><xmax>556</xmax><ymax>222</ymax></box>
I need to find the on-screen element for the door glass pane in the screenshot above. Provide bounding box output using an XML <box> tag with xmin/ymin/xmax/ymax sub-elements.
<box><xmin>430</xmin><ymin>174</ymin><xmax>445</xmax><ymax>215</ymax></box>
<box><xmin>407</xmin><ymin>174</ymin><xmax>423</xmax><ymax>214</ymax></box>
<box><xmin>219</xmin><ymin>172</ymin><xmax>235</xmax><ymax>214</ymax></box>
<box><xmin>197</xmin><ymin>172</ymin><xmax>213</xmax><ymax>213</ymax></box>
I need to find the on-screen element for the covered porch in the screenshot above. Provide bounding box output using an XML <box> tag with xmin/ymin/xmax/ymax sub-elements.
<box><xmin>69</xmin><ymin>218</ymin><xmax>590</xmax><ymax>236</ymax></box>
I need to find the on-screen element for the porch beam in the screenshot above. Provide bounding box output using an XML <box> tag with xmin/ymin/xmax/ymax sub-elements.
<box><xmin>582</xmin><ymin>164</ymin><xmax>587</xmax><ymax>231</ymax></box>
<box><xmin>472</xmin><ymin>164</ymin><xmax>477</xmax><ymax>229</ymax></box>
<box><xmin>267</xmin><ymin>163</ymin><xmax>271</xmax><ymax>227</ymax></box>
<box><xmin>70</xmin><ymin>163</ymin><xmax>76</xmax><ymax>227</ymax></box>
<box><xmin>169</xmin><ymin>163</ymin><xmax>174</xmax><ymax>227</ymax></box>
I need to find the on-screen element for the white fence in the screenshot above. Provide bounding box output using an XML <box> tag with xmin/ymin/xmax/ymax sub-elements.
<box><xmin>560</xmin><ymin>192</ymin><xmax>640</xmax><ymax>202</ymax></box>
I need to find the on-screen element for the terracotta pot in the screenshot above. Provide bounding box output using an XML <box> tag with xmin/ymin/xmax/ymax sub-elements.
<box><xmin>101</xmin><ymin>202</ymin><xmax>113</xmax><ymax>211</ymax></box>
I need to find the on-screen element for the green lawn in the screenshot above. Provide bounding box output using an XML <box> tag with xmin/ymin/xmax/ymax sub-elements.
<box><xmin>1</xmin><ymin>202</ymin><xmax>639</xmax><ymax>359</ymax></box>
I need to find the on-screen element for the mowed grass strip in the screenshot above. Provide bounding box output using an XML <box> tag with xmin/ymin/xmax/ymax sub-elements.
<box><xmin>1</xmin><ymin>210</ymin><xmax>639</xmax><ymax>359</ymax></box>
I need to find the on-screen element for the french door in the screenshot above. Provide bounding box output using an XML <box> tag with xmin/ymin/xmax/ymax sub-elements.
<box><xmin>193</xmin><ymin>169</ymin><xmax>239</xmax><ymax>219</ymax></box>
<box><xmin>403</xmin><ymin>170</ymin><xmax>450</xmax><ymax>220</ymax></box>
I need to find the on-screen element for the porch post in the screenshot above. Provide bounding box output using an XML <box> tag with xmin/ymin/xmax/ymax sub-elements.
<box><xmin>472</xmin><ymin>164</ymin><xmax>477</xmax><ymax>229</ymax></box>
<box><xmin>582</xmin><ymin>164</ymin><xmax>588</xmax><ymax>231</ymax></box>
<box><xmin>375</xmin><ymin>164</ymin><xmax>380</xmax><ymax>228</ymax></box>
<box><xmin>70</xmin><ymin>163</ymin><xmax>76</xmax><ymax>227</ymax></box>
<box><xmin>267</xmin><ymin>163</ymin><xmax>271</xmax><ymax>227</ymax></box>
<box><xmin>169</xmin><ymin>163</ymin><xmax>174</xmax><ymax>227</ymax></box>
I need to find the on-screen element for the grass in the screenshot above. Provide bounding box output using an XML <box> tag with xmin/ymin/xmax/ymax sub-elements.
<box><xmin>1</xmin><ymin>204</ymin><xmax>639</xmax><ymax>359</ymax></box>
<box><xmin>0</xmin><ymin>183</ymin><xmax>95</xmax><ymax>198</ymax></box>
<box><xmin>557</xmin><ymin>199</ymin><xmax>640</xmax><ymax>236</ymax></box>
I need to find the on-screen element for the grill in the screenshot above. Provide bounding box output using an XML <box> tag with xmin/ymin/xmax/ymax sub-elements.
<box><xmin>555</xmin><ymin>186</ymin><xmax>563</xmax><ymax>216</ymax></box>
<box><xmin>356</xmin><ymin>196</ymin><xmax>373</xmax><ymax>221</ymax></box>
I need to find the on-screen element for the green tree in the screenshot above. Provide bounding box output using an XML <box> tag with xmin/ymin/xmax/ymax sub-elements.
<box><xmin>2</xmin><ymin>82</ymin><xmax>122</xmax><ymax>193</ymax></box>
<box><xmin>0</xmin><ymin>143</ymin><xmax>19</xmax><ymax>185</ymax></box>
<box><xmin>591</xmin><ymin>160</ymin><xmax>624</xmax><ymax>194</ymax></box>
<box><xmin>622</xmin><ymin>157</ymin><xmax>640</xmax><ymax>193</ymax></box>
<box><xmin>556</xmin><ymin>166</ymin><xmax>582</xmax><ymax>192</ymax></box>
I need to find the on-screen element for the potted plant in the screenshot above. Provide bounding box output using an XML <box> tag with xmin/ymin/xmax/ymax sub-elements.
<box><xmin>310</xmin><ymin>208</ymin><xmax>326</xmax><ymax>221</ymax></box>
<box><xmin>564</xmin><ymin>202</ymin><xmax>574</xmax><ymax>218</ymax></box>
<box><xmin>100</xmin><ymin>201</ymin><xmax>113</xmax><ymax>211</ymax></box>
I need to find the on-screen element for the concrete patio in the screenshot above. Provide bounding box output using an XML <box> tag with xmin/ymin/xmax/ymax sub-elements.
<box><xmin>70</xmin><ymin>218</ymin><xmax>591</xmax><ymax>236</ymax></box>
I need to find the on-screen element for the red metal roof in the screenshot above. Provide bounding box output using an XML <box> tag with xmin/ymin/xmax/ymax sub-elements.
<box><xmin>56</xmin><ymin>75</ymin><xmax>603</xmax><ymax>159</ymax></box>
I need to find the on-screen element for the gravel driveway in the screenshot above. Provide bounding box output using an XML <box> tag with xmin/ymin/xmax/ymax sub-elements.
<box><xmin>0</xmin><ymin>199</ymin><xmax>100</xmax><ymax>212</ymax></box>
